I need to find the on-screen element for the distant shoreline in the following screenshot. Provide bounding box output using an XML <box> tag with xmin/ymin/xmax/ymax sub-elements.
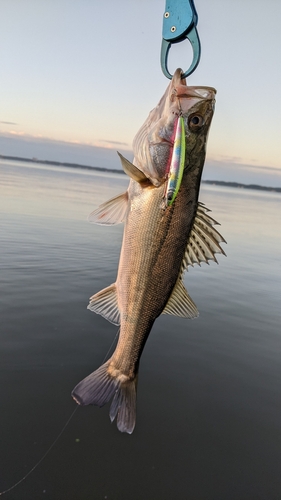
<box><xmin>1</xmin><ymin>154</ymin><xmax>281</xmax><ymax>193</ymax></box>
<box><xmin>0</xmin><ymin>154</ymin><xmax>124</xmax><ymax>176</ymax></box>
<box><xmin>201</xmin><ymin>180</ymin><xmax>281</xmax><ymax>193</ymax></box>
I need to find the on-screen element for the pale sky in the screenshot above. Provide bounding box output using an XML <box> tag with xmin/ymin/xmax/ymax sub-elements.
<box><xmin>1</xmin><ymin>0</ymin><xmax>281</xmax><ymax>185</ymax></box>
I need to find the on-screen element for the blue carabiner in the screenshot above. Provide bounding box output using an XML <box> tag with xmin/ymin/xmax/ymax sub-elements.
<box><xmin>160</xmin><ymin>0</ymin><xmax>201</xmax><ymax>79</ymax></box>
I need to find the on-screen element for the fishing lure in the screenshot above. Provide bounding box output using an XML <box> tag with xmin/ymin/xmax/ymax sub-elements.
<box><xmin>165</xmin><ymin>115</ymin><xmax>186</xmax><ymax>206</ymax></box>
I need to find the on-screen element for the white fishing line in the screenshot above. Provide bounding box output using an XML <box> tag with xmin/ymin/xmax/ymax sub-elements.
<box><xmin>102</xmin><ymin>328</ymin><xmax>119</xmax><ymax>363</ymax></box>
<box><xmin>0</xmin><ymin>406</ymin><xmax>79</xmax><ymax>496</ymax></box>
<box><xmin>0</xmin><ymin>329</ymin><xmax>119</xmax><ymax>496</ymax></box>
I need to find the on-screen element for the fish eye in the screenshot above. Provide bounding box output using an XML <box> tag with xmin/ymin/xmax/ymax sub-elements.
<box><xmin>188</xmin><ymin>114</ymin><xmax>204</xmax><ymax>130</ymax></box>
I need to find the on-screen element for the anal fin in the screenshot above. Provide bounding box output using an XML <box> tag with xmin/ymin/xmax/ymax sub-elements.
<box><xmin>162</xmin><ymin>279</ymin><xmax>198</xmax><ymax>319</ymax></box>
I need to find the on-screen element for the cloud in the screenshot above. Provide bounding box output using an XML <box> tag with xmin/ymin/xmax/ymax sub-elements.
<box><xmin>1</xmin><ymin>131</ymin><xmax>280</xmax><ymax>187</ymax></box>
<box><xmin>100</xmin><ymin>139</ymin><xmax>129</xmax><ymax>146</ymax></box>
<box><xmin>0</xmin><ymin>121</ymin><xmax>18</xmax><ymax>125</ymax></box>
<box><xmin>0</xmin><ymin>131</ymin><xmax>133</xmax><ymax>171</ymax></box>
<box><xmin>209</xmin><ymin>154</ymin><xmax>281</xmax><ymax>173</ymax></box>
<box><xmin>8</xmin><ymin>130</ymin><xmax>25</xmax><ymax>136</ymax></box>
<box><xmin>208</xmin><ymin>155</ymin><xmax>281</xmax><ymax>174</ymax></box>
<box><xmin>204</xmin><ymin>157</ymin><xmax>281</xmax><ymax>187</ymax></box>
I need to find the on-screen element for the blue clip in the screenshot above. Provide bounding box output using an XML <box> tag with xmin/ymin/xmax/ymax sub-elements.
<box><xmin>161</xmin><ymin>0</ymin><xmax>201</xmax><ymax>79</ymax></box>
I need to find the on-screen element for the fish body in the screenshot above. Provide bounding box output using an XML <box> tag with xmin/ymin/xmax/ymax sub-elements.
<box><xmin>72</xmin><ymin>69</ymin><xmax>225</xmax><ymax>433</ymax></box>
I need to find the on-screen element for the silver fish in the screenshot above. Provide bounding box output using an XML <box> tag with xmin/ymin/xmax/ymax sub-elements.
<box><xmin>72</xmin><ymin>69</ymin><xmax>226</xmax><ymax>433</ymax></box>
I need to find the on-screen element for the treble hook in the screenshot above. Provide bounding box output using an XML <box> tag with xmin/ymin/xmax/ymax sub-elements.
<box><xmin>160</xmin><ymin>0</ymin><xmax>201</xmax><ymax>79</ymax></box>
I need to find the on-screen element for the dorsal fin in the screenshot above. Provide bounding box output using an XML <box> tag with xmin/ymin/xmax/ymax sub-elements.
<box><xmin>181</xmin><ymin>202</ymin><xmax>226</xmax><ymax>271</ymax></box>
<box><xmin>162</xmin><ymin>203</ymin><xmax>226</xmax><ymax>320</ymax></box>
<box><xmin>117</xmin><ymin>152</ymin><xmax>149</xmax><ymax>183</ymax></box>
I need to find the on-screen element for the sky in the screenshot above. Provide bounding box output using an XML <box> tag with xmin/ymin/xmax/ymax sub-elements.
<box><xmin>1</xmin><ymin>0</ymin><xmax>281</xmax><ymax>186</ymax></box>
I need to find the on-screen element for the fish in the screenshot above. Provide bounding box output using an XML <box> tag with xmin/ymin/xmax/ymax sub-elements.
<box><xmin>71</xmin><ymin>68</ymin><xmax>226</xmax><ymax>434</ymax></box>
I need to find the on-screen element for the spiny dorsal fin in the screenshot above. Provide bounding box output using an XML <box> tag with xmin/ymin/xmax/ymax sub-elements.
<box><xmin>181</xmin><ymin>202</ymin><xmax>226</xmax><ymax>270</ymax></box>
<box><xmin>88</xmin><ymin>192</ymin><xmax>128</xmax><ymax>225</ymax></box>
<box><xmin>117</xmin><ymin>152</ymin><xmax>149</xmax><ymax>183</ymax></box>
<box><xmin>87</xmin><ymin>283</ymin><xmax>120</xmax><ymax>325</ymax></box>
<box><xmin>162</xmin><ymin>278</ymin><xmax>198</xmax><ymax>319</ymax></box>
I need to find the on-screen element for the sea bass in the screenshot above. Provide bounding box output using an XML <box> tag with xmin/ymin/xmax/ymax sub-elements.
<box><xmin>72</xmin><ymin>69</ymin><xmax>226</xmax><ymax>433</ymax></box>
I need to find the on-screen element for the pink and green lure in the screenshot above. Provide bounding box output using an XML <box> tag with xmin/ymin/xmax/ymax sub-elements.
<box><xmin>165</xmin><ymin>115</ymin><xmax>186</xmax><ymax>207</ymax></box>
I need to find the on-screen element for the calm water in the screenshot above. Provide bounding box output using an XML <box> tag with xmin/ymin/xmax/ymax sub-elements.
<box><xmin>1</xmin><ymin>159</ymin><xmax>281</xmax><ymax>499</ymax></box>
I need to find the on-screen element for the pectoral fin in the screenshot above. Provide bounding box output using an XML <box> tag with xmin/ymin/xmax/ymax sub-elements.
<box><xmin>117</xmin><ymin>152</ymin><xmax>149</xmax><ymax>183</ymax></box>
<box><xmin>163</xmin><ymin>279</ymin><xmax>198</xmax><ymax>319</ymax></box>
<box><xmin>87</xmin><ymin>283</ymin><xmax>120</xmax><ymax>325</ymax></box>
<box><xmin>88</xmin><ymin>192</ymin><xmax>128</xmax><ymax>225</ymax></box>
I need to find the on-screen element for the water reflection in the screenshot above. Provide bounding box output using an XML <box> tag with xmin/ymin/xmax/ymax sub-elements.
<box><xmin>1</xmin><ymin>160</ymin><xmax>281</xmax><ymax>499</ymax></box>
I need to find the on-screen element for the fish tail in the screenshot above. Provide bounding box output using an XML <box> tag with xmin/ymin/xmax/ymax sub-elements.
<box><xmin>71</xmin><ymin>360</ymin><xmax>117</xmax><ymax>407</ymax></box>
<box><xmin>71</xmin><ymin>361</ymin><xmax>137</xmax><ymax>434</ymax></box>
<box><xmin>109</xmin><ymin>377</ymin><xmax>137</xmax><ymax>434</ymax></box>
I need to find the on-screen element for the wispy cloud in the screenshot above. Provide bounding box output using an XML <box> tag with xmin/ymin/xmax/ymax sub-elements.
<box><xmin>0</xmin><ymin>130</ymin><xmax>131</xmax><ymax>149</ymax></box>
<box><xmin>8</xmin><ymin>130</ymin><xmax>25</xmax><ymax>136</ymax></box>
<box><xmin>208</xmin><ymin>155</ymin><xmax>281</xmax><ymax>173</ymax></box>
<box><xmin>0</xmin><ymin>121</ymin><xmax>18</xmax><ymax>125</ymax></box>
<box><xmin>203</xmin><ymin>157</ymin><xmax>281</xmax><ymax>187</ymax></box>
<box><xmin>0</xmin><ymin>131</ymin><xmax>133</xmax><ymax>172</ymax></box>
<box><xmin>1</xmin><ymin>130</ymin><xmax>280</xmax><ymax>186</ymax></box>
<box><xmin>208</xmin><ymin>154</ymin><xmax>281</xmax><ymax>172</ymax></box>
<box><xmin>100</xmin><ymin>139</ymin><xmax>129</xmax><ymax>146</ymax></box>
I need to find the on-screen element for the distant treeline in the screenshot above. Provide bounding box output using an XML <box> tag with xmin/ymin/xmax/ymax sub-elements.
<box><xmin>0</xmin><ymin>154</ymin><xmax>125</xmax><ymax>175</ymax></box>
<box><xmin>202</xmin><ymin>180</ymin><xmax>281</xmax><ymax>193</ymax></box>
<box><xmin>1</xmin><ymin>154</ymin><xmax>280</xmax><ymax>193</ymax></box>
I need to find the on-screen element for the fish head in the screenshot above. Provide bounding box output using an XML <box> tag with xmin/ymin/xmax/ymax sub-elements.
<box><xmin>132</xmin><ymin>68</ymin><xmax>216</xmax><ymax>185</ymax></box>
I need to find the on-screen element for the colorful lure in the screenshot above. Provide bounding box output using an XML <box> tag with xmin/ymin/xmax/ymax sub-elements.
<box><xmin>165</xmin><ymin>115</ymin><xmax>186</xmax><ymax>206</ymax></box>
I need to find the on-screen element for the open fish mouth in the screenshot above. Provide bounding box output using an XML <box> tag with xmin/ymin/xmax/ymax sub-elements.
<box><xmin>170</xmin><ymin>91</ymin><xmax>216</xmax><ymax>120</ymax></box>
<box><xmin>172</xmin><ymin>85</ymin><xmax>216</xmax><ymax>101</ymax></box>
<box><xmin>169</xmin><ymin>69</ymin><xmax>216</xmax><ymax>116</ymax></box>
<box><xmin>132</xmin><ymin>68</ymin><xmax>217</xmax><ymax>185</ymax></box>
<box><xmin>170</xmin><ymin>68</ymin><xmax>216</xmax><ymax>99</ymax></box>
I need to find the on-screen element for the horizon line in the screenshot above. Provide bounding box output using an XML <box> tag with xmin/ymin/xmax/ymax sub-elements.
<box><xmin>1</xmin><ymin>154</ymin><xmax>281</xmax><ymax>193</ymax></box>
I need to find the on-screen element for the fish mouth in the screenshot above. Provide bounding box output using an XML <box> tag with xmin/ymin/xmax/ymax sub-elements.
<box><xmin>151</xmin><ymin>70</ymin><xmax>216</xmax><ymax>148</ymax></box>
<box><xmin>176</xmin><ymin>86</ymin><xmax>216</xmax><ymax>99</ymax></box>
<box><xmin>169</xmin><ymin>68</ymin><xmax>216</xmax><ymax>114</ymax></box>
<box><xmin>132</xmin><ymin>67</ymin><xmax>216</xmax><ymax>184</ymax></box>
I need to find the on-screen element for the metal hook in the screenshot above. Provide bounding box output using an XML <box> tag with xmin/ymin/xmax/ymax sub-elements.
<box><xmin>160</xmin><ymin>0</ymin><xmax>201</xmax><ymax>79</ymax></box>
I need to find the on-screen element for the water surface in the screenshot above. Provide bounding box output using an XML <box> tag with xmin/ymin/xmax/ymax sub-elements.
<box><xmin>1</xmin><ymin>159</ymin><xmax>281</xmax><ymax>499</ymax></box>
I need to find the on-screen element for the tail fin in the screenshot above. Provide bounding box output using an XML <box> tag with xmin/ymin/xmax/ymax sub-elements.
<box><xmin>71</xmin><ymin>361</ymin><xmax>117</xmax><ymax>407</ymax></box>
<box><xmin>71</xmin><ymin>361</ymin><xmax>137</xmax><ymax>434</ymax></box>
<box><xmin>109</xmin><ymin>380</ymin><xmax>137</xmax><ymax>434</ymax></box>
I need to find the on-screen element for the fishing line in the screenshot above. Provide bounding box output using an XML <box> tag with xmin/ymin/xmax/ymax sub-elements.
<box><xmin>0</xmin><ymin>406</ymin><xmax>78</xmax><ymax>496</ymax></box>
<box><xmin>0</xmin><ymin>329</ymin><xmax>120</xmax><ymax>496</ymax></box>
<box><xmin>102</xmin><ymin>328</ymin><xmax>119</xmax><ymax>363</ymax></box>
